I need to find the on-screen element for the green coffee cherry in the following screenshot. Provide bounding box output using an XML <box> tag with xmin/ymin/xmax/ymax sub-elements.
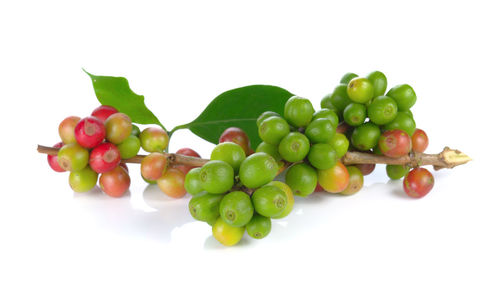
<box><xmin>69</xmin><ymin>166</ymin><xmax>98</xmax><ymax>193</ymax></box>
<box><xmin>246</xmin><ymin>214</ymin><xmax>272</xmax><ymax>239</ymax></box>
<box><xmin>386</xmin><ymin>165</ymin><xmax>410</xmax><ymax>180</ymax></box>
<box><xmin>305</xmin><ymin>118</ymin><xmax>335</xmax><ymax>143</ymax></box>
<box><xmin>258</xmin><ymin>116</ymin><xmax>290</xmax><ymax>145</ymax></box>
<box><xmin>117</xmin><ymin>135</ymin><xmax>141</xmax><ymax>159</ymax></box>
<box><xmin>308</xmin><ymin>143</ymin><xmax>337</xmax><ymax>170</ymax></box>
<box><xmin>285</xmin><ymin>163</ymin><xmax>317</xmax><ymax>197</ymax></box>
<box><xmin>347</xmin><ymin>77</ymin><xmax>374</xmax><ymax>104</ymax></box>
<box><xmin>366</xmin><ymin>71</ymin><xmax>388</xmax><ymax>98</ymax></box>
<box><xmin>328</xmin><ymin>133</ymin><xmax>349</xmax><ymax>158</ymax></box>
<box><xmin>57</xmin><ymin>143</ymin><xmax>89</xmax><ymax>172</ymax></box>
<box><xmin>284</xmin><ymin>96</ymin><xmax>314</xmax><ymax>127</ymax></box>
<box><xmin>200</xmin><ymin>160</ymin><xmax>234</xmax><ymax>194</ymax></box>
<box><xmin>312</xmin><ymin>109</ymin><xmax>339</xmax><ymax>130</ymax></box>
<box><xmin>210</xmin><ymin>142</ymin><xmax>246</xmax><ymax>173</ymax></box>
<box><xmin>184</xmin><ymin>167</ymin><xmax>204</xmax><ymax>195</ymax></box>
<box><xmin>343</xmin><ymin>103</ymin><xmax>367</xmax><ymax>126</ymax></box>
<box><xmin>383</xmin><ymin>112</ymin><xmax>416</xmax><ymax>136</ymax></box>
<box><xmin>320</xmin><ymin>93</ymin><xmax>335</xmax><ymax>111</ymax></box>
<box><xmin>340</xmin><ymin>72</ymin><xmax>358</xmax><ymax>84</ymax></box>
<box><xmin>278</xmin><ymin>132</ymin><xmax>310</xmax><ymax>162</ymax></box>
<box><xmin>212</xmin><ymin>217</ymin><xmax>245</xmax><ymax>246</ymax></box>
<box><xmin>386</xmin><ymin>84</ymin><xmax>417</xmax><ymax>111</ymax></box>
<box><xmin>189</xmin><ymin>192</ymin><xmax>224</xmax><ymax>225</ymax></box>
<box><xmin>252</xmin><ymin>185</ymin><xmax>287</xmax><ymax>218</ymax></box>
<box><xmin>266</xmin><ymin>181</ymin><xmax>294</xmax><ymax>219</ymax></box>
<box><xmin>219</xmin><ymin>191</ymin><xmax>254</xmax><ymax>227</ymax></box>
<box><xmin>239</xmin><ymin>153</ymin><xmax>279</xmax><ymax>189</ymax></box>
<box><xmin>351</xmin><ymin>122</ymin><xmax>381</xmax><ymax>151</ymax></box>
<box><xmin>367</xmin><ymin>96</ymin><xmax>398</xmax><ymax>125</ymax></box>
<box><xmin>256</xmin><ymin>142</ymin><xmax>282</xmax><ymax>162</ymax></box>
<box><xmin>256</xmin><ymin>111</ymin><xmax>280</xmax><ymax>127</ymax></box>
<box><xmin>330</xmin><ymin>84</ymin><xmax>351</xmax><ymax>116</ymax></box>
<box><xmin>131</xmin><ymin>124</ymin><xmax>141</xmax><ymax>137</ymax></box>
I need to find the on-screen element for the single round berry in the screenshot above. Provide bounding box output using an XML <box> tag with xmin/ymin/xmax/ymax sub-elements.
<box><xmin>140</xmin><ymin>152</ymin><xmax>168</xmax><ymax>181</ymax></box>
<box><xmin>330</xmin><ymin>84</ymin><xmax>351</xmax><ymax>116</ymax></box>
<box><xmin>104</xmin><ymin>113</ymin><xmax>132</xmax><ymax>144</ymax></box>
<box><xmin>386</xmin><ymin>165</ymin><xmax>410</xmax><ymax>180</ymax></box>
<box><xmin>340</xmin><ymin>72</ymin><xmax>358</xmax><ymax>84</ymax></box>
<box><xmin>246</xmin><ymin>214</ymin><xmax>272</xmax><ymax>239</ymax></box>
<box><xmin>184</xmin><ymin>167</ymin><xmax>204</xmax><ymax>196</ymax></box>
<box><xmin>89</xmin><ymin>142</ymin><xmax>121</xmax><ymax>173</ymax></box>
<box><xmin>57</xmin><ymin>143</ymin><xmax>89</xmax><ymax>172</ymax></box>
<box><xmin>401</xmin><ymin>109</ymin><xmax>414</xmax><ymax>118</ymax></box>
<box><xmin>219</xmin><ymin>127</ymin><xmax>252</xmax><ymax>155</ymax></box>
<box><xmin>211</xmin><ymin>142</ymin><xmax>246</xmax><ymax>173</ymax></box>
<box><xmin>117</xmin><ymin>135</ymin><xmax>141</xmax><ymax>159</ymax></box>
<box><xmin>308</xmin><ymin>143</ymin><xmax>337</xmax><ymax>170</ymax></box>
<box><xmin>340</xmin><ymin>166</ymin><xmax>364</xmax><ymax>196</ymax></box>
<box><xmin>347</xmin><ymin>77</ymin><xmax>374</xmax><ymax>104</ymax></box>
<box><xmin>99</xmin><ymin>166</ymin><xmax>130</xmax><ymax>197</ymax></box>
<box><xmin>69</xmin><ymin>166</ymin><xmax>98</xmax><ymax>193</ymax></box>
<box><xmin>312</xmin><ymin>109</ymin><xmax>339</xmax><ymax>130</ymax></box>
<box><xmin>256</xmin><ymin>142</ymin><xmax>282</xmax><ymax>162</ymax></box>
<box><xmin>318</xmin><ymin>161</ymin><xmax>349</xmax><ymax>193</ymax></box>
<box><xmin>403</xmin><ymin>168</ymin><xmax>434</xmax><ymax>198</ymax></box>
<box><xmin>200</xmin><ymin>160</ymin><xmax>234</xmax><ymax>194</ymax></box>
<box><xmin>367</xmin><ymin>96</ymin><xmax>398</xmax><ymax>125</ymax></box>
<box><xmin>175</xmin><ymin>148</ymin><xmax>201</xmax><ymax>174</ymax></box>
<box><xmin>157</xmin><ymin>167</ymin><xmax>187</xmax><ymax>198</ymax></box>
<box><xmin>305</xmin><ymin>118</ymin><xmax>335</xmax><ymax>143</ymax></box>
<box><xmin>412</xmin><ymin>129</ymin><xmax>429</xmax><ymax>153</ymax></box>
<box><xmin>256</xmin><ymin>111</ymin><xmax>280</xmax><ymax>127</ymax></box>
<box><xmin>212</xmin><ymin>217</ymin><xmax>245</xmax><ymax>246</ymax></box>
<box><xmin>74</xmin><ymin>117</ymin><xmax>106</xmax><ymax>148</ymax></box>
<box><xmin>91</xmin><ymin>105</ymin><xmax>118</xmax><ymax>122</ymax></box>
<box><xmin>252</xmin><ymin>185</ymin><xmax>287</xmax><ymax>217</ymax></box>
<box><xmin>351</xmin><ymin>122</ymin><xmax>381</xmax><ymax>151</ymax></box>
<box><xmin>378</xmin><ymin>129</ymin><xmax>412</xmax><ymax>158</ymax></box>
<box><xmin>239</xmin><ymin>153</ymin><xmax>279</xmax><ymax>189</ymax></box>
<box><xmin>327</xmin><ymin>133</ymin><xmax>349</xmax><ymax>158</ymax></box>
<box><xmin>366</xmin><ymin>71</ymin><xmax>388</xmax><ymax>98</ymax></box>
<box><xmin>219</xmin><ymin>191</ymin><xmax>254</xmax><ymax>227</ymax></box>
<box><xmin>139</xmin><ymin>127</ymin><xmax>169</xmax><ymax>152</ymax></box>
<box><xmin>258</xmin><ymin>116</ymin><xmax>290</xmax><ymax>145</ymax></box>
<box><xmin>266</xmin><ymin>181</ymin><xmax>294</xmax><ymax>219</ymax></box>
<box><xmin>131</xmin><ymin>124</ymin><xmax>141</xmax><ymax>137</ymax></box>
<box><xmin>284</xmin><ymin>96</ymin><xmax>315</xmax><ymax>127</ymax></box>
<box><xmin>343</xmin><ymin>103</ymin><xmax>367</xmax><ymax>126</ymax></box>
<box><xmin>58</xmin><ymin>116</ymin><xmax>80</xmax><ymax>144</ymax></box>
<box><xmin>356</xmin><ymin>163</ymin><xmax>376</xmax><ymax>176</ymax></box>
<box><xmin>386</xmin><ymin>84</ymin><xmax>417</xmax><ymax>111</ymax></box>
<box><xmin>383</xmin><ymin>112</ymin><xmax>416</xmax><ymax>136</ymax></box>
<box><xmin>278</xmin><ymin>132</ymin><xmax>310</xmax><ymax>162</ymax></box>
<box><xmin>189</xmin><ymin>192</ymin><xmax>224</xmax><ymax>225</ymax></box>
<box><xmin>47</xmin><ymin>142</ymin><xmax>65</xmax><ymax>172</ymax></box>
<box><xmin>285</xmin><ymin>163</ymin><xmax>318</xmax><ymax>197</ymax></box>
<box><xmin>320</xmin><ymin>93</ymin><xmax>336</xmax><ymax>110</ymax></box>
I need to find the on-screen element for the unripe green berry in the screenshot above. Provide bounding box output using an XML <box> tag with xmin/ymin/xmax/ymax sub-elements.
<box><xmin>189</xmin><ymin>192</ymin><xmax>224</xmax><ymax>225</ymax></box>
<box><xmin>278</xmin><ymin>132</ymin><xmax>310</xmax><ymax>162</ymax></box>
<box><xmin>252</xmin><ymin>185</ymin><xmax>287</xmax><ymax>218</ymax></box>
<box><xmin>351</xmin><ymin>122</ymin><xmax>381</xmax><ymax>151</ymax></box>
<box><xmin>210</xmin><ymin>142</ymin><xmax>246</xmax><ymax>173</ymax></box>
<box><xmin>256</xmin><ymin>111</ymin><xmax>280</xmax><ymax>127</ymax></box>
<box><xmin>328</xmin><ymin>133</ymin><xmax>349</xmax><ymax>158</ymax></box>
<box><xmin>258</xmin><ymin>116</ymin><xmax>290</xmax><ymax>145</ymax></box>
<box><xmin>200</xmin><ymin>160</ymin><xmax>234</xmax><ymax>194</ymax></box>
<box><xmin>256</xmin><ymin>142</ymin><xmax>282</xmax><ymax>162</ymax></box>
<box><xmin>305</xmin><ymin>118</ymin><xmax>335</xmax><ymax>143</ymax></box>
<box><xmin>343</xmin><ymin>103</ymin><xmax>367</xmax><ymax>126</ymax></box>
<box><xmin>312</xmin><ymin>109</ymin><xmax>339</xmax><ymax>130</ymax></box>
<box><xmin>386</xmin><ymin>165</ymin><xmax>410</xmax><ymax>180</ymax></box>
<box><xmin>117</xmin><ymin>135</ymin><xmax>141</xmax><ymax>159</ymax></box>
<box><xmin>386</xmin><ymin>84</ymin><xmax>417</xmax><ymax>111</ymax></box>
<box><xmin>239</xmin><ymin>153</ymin><xmax>279</xmax><ymax>189</ymax></box>
<box><xmin>367</xmin><ymin>96</ymin><xmax>398</xmax><ymax>125</ymax></box>
<box><xmin>285</xmin><ymin>163</ymin><xmax>317</xmax><ymax>197</ymax></box>
<box><xmin>308</xmin><ymin>143</ymin><xmax>337</xmax><ymax>170</ymax></box>
<box><xmin>140</xmin><ymin>127</ymin><xmax>169</xmax><ymax>152</ymax></box>
<box><xmin>284</xmin><ymin>96</ymin><xmax>314</xmax><ymax>127</ymax></box>
<box><xmin>366</xmin><ymin>71</ymin><xmax>388</xmax><ymax>98</ymax></box>
<box><xmin>184</xmin><ymin>167</ymin><xmax>204</xmax><ymax>196</ymax></box>
<box><xmin>246</xmin><ymin>214</ymin><xmax>272</xmax><ymax>239</ymax></box>
<box><xmin>57</xmin><ymin>143</ymin><xmax>89</xmax><ymax>172</ymax></box>
<box><xmin>69</xmin><ymin>166</ymin><xmax>98</xmax><ymax>193</ymax></box>
<box><xmin>340</xmin><ymin>72</ymin><xmax>358</xmax><ymax>84</ymax></box>
<box><xmin>105</xmin><ymin>113</ymin><xmax>132</xmax><ymax>144</ymax></box>
<box><xmin>219</xmin><ymin>191</ymin><xmax>254</xmax><ymax>227</ymax></box>
<box><xmin>347</xmin><ymin>77</ymin><xmax>374</xmax><ymax>104</ymax></box>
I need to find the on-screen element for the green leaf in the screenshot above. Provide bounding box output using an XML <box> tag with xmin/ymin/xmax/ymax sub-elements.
<box><xmin>84</xmin><ymin>69</ymin><xmax>166</xmax><ymax>131</ymax></box>
<box><xmin>171</xmin><ymin>85</ymin><xmax>293</xmax><ymax>150</ymax></box>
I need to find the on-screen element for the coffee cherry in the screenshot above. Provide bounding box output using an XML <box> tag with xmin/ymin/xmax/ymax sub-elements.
<box><xmin>412</xmin><ymin>129</ymin><xmax>429</xmax><ymax>153</ymax></box>
<box><xmin>141</xmin><ymin>152</ymin><xmax>168</xmax><ymax>181</ymax></box>
<box><xmin>305</xmin><ymin>118</ymin><xmax>335</xmax><ymax>143</ymax></box>
<box><xmin>284</xmin><ymin>96</ymin><xmax>314</xmax><ymax>127</ymax></box>
<box><xmin>91</xmin><ymin>105</ymin><xmax>118</xmax><ymax>122</ymax></box>
<box><xmin>139</xmin><ymin>127</ymin><xmax>169</xmax><ymax>152</ymax></box>
<box><xmin>318</xmin><ymin>161</ymin><xmax>349</xmax><ymax>193</ymax></box>
<box><xmin>57</xmin><ymin>143</ymin><xmax>89</xmax><ymax>172</ymax></box>
<box><xmin>386</xmin><ymin>84</ymin><xmax>417</xmax><ymax>111</ymax></box>
<box><xmin>157</xmin><ymin>167</ymin><xmax>186</xmax><ymax>198</ymax></box>
<box><xmin>184</xmin><ymin>167</ymin><xmax>204</xmax><ymax>195</ymax></box>
<box><xmin>278</xmin><ymin>132</ymin><xmax>310</xmax><ymax>162</ymax></box>
<box><xmin>403</xmin><ymin>168</ymin><xmax>434</xmax><ymax>198</ymax></box>
<box><xmin>252</xmin><ymin>185</ymin><xmax>287</xmax><ymax>217</ymax></box>
<box><xmin>401</xmin><ymin>109</ymin><xmax>414</xmax><ymax>118</ymax></box>
<box><xmin>219</xmin><ymin>127</ymin><xmax>252</xmax><ymax>155</ymax></box>
<box><xmin>189</xmin><ymin>192</ymin><xmax>224</xmax><ymax>225</ymax></box>
<box><xmin>328</xmin><ymin>133</ymin><xmax>349</xmax><ymax>158</ymax></box>
<box><xmin>320</xmin><ymin>93</ymin><xmax>336</xmax><ymax>111</ymax></box>
<box><xmin>200</xmin><ymin>160</ymin><xmax>234</xmax><ymax>194</ymax></box>
<box><xmin>246</xmin><ymin>214</ymin><xmax>272</xmax><ymax>239</ymax></box>
<box><xmin>347</xmin><ymin>77</ymin><xmax>374</xmax><ymax>104</ymax></box>
<box><xmin>99</xmin><ymin>166</ymin><xmax>131</xmax><ymax>197</ymax></box>
<box><xmin>89</xmin><ymin>142</ymin><xmax>121</xmax><ymax>173</ymax></box>
<box><xmin>256</xmin><ymin>142</ymin><xmax>282</xmax><ymax>162</ymax></box>
<box><xmin>379</xmin><ymin>129</ymin><xmax>412</xmax><ymax>158</ymax></box>
<box><xmin>119</xmin><ymin>162</ymin><xmax>129</xmax><ymax>173</ymax></box>
<box><xmin>259</xmin><ymin>116</ymin><xmax>290</xmax><ymax>145</ymax></box>
<box><xmin>340</xmin><ymin>72</ymin><xmax>359</xmax><ymax>84</ymax></box>
<box><xmin>330</xmin><ymin>84</ymin><xmax>351</xmax><ymax>116</ymax></box>
<box><xmin>312</xmin><ymin>109</ymin><xmax>339</xmax><ymax>130</ymax></box>
<box><xmin>351</xmin><ymin>122</ymin><xmax>381</xmax><ymax>151</ymax></box>
<box><xmin>356</xmin><ymin>163</ymin><xmax>376</xmax><ymax>176</ymax></box>
<box><xmin>256</xmin><ymin>111</ymin><xmax>280</xmax><ymax>127</ymax></box>
<box><xmin>340</xmin><ymin>166</ymin><xmax>364</xmax><ymax>196</ymax></box>
<box><xmin>47</xmin><ymin>142</ymin><xmax>65</xmax><ymax>172</ymax></box>
<box><xmin>212</xmin><ymin>217</ymin><xmax>245</xmax><ymax>246</ymax></box>
<box><xmin>69</xmin><ymin>166</ymin><xmax>98</xmax><ymax>193</ymax></box>
<box><xmin>219</xmin><ymin>191</ymin><xmax>254</xmax><ymax>227</ymax></box>
<box><xmin>104</xmin><ymin>113</ymin><xmax>132</xmax><ymax>144</ymax></box>
<box><xmin>266</xmin><ymin>181</ymin><xmax>294</xmax><ymax>219</ymax></box>
<box><xmin>384</xmin><ymin>112</ymin><xmax>416</xmax><ymax>136</ymax></box>
<box><xmin>58</xmin><ymin>116</ymin><xmax>80</xmax><ymax>144</ymax></box>
<box><xmin>285</xmin><ymin>163</ymin><xmax>318</xmax><ymax>197</ymax></box>
<box><xmin>211</xmin><ymin>142</ymin><xmax>246</xmax><ymax>173</ymax></box>
<box><xmin>175</xmin><ymin>148</ymin><xmax>201</xmax><ymax>174</ymax></box>
<box><xmin>386</xmin><ymin>165</ymin><xmax>410</xmax><ymax>180</ymax></box>
<box><xmin>367</xmin><ymin>96</ymin><xmax>398</xmax><ymax>125</ymax></box>
<box><xmin>343</xmin><ymin>103</ymin><xmax>367</xmax><ymax>126</ymax></box>
<box><xmin>308</xmin><ymin>143</ymin><xmax>337</xmax><ymax>170</ymax></box>
<box><xmin>117</xmin><ymin>135</ymin><xmax>141</xmax><ymax>159</ymax></box>
<box><xmin>239</xmin><ymin>153</ymin><xmax>278</xmax><ymax>189</ymax></box>
<box><xmin>366</xmin><ymin>71</ymin><xmax>388</xmax><ymax>98</ymax></box>
<box><xmin>74</xmin><ymin>117</ymin><xmax>106</xmax><ymax>148</ymax></box>
<box><xmin>131</xmin><ymin>124</ymin><xmax>141</xmax><ymax>137</ymax></box>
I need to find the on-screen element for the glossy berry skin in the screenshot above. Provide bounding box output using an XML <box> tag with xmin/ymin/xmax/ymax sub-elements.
<box><xmin>184</xmin><ymin>167</ymin><xmax>204</xmax><ymax>195</ymax></box>
<box><xmin>89</xmin><ymin>142</ymin><xmax>121</xmax><ymax>173</ymax></box>
<box><xmin>139</xmin><ymin>127</ymin><xmax>169</xmax><ymax>152</ymax></box>
<box><xmin>312</xmin><ymin>109</ymin><xmax>339</xmax><ymax>130</ymax></box>
<box><xmin>252</xmin><ymin>185</ymin><xmax>287</xmax><ymax>218</ymax></box>
<box><xmin>219</xmin><ymin>191</ymin><xmax>254</xmax><ymax>227</ymax></box>
<box><xmin>383</xmin><ymin>112</ymin><xmax>416</xmax><ymax>136</ymax></box>
<box><xmin>266</xmin><ymin>181</ymin><xmax>294</xmax><ymax>219</ymax></box>
<box><xmin>175</xmin><ymin>148</ymin><xmax>201</xmax><ymax>174</ymax></box>
<box><xmin>57</xmin><ymin>143</ymin><xmax>89</xmax><ymax>172</ymax></box>
<box><xmin>308</xmin><ymin>143</ymin><xmax>337</xmax><ymax>170</ymax></box>
<box><xmin>47</xmin><ymin>142</ymin><xmax>65</xmax><ymax>172</ymax></box>
<box><xmin>212</xmin><ymin>217</ymin><xmax>245</xmax><ymax>246</ymax></box>
<box><xmin>318</xmin><ymin>161</ymin><xmax>349</xmax><ymax>193</ymax></box>
<box><xmin>340</xmin><ymin>72</ymin><xmax>358</xmax><ymax>84</ymax></box>
<box><xmin>117</xmin><ymin>135</ymin><xmax>141</xmax><ymax>159</ymax></box>
<box><xmin>58</xmin><ymin>116</ymin><xmax>80</xmax><ymax>144</ymax></box>
<box><xmin>305</xmin><ymin>118</ymin><xmax>335</xmax><ymax>143</ymax></box>
<box><xmin>219</xmin><ymin>127</ymin><xmax>253</xmax><ymax>155</ymax></box>
<box><xmin>211</xmin><ymin>142</ymin><xmax>246</xmax><ymax>173</ymax></box>
<box><xmin>157</xmin><ymin>167</ymin><xmax>187</xmax><ymax>198</ymax></box>
<box><xmin>256</xmin><ymin>111</ymin><xmax>280</xmax><ymax>127</ymax></box>
<box><xmin>74</xmin><ymin>117</ymin><xmax>106</xmax><ymax>148</ymax></box>
<box><xmin>379</xmin><ymin>130</ymin><xmax>412</xmax><ymax>158</ymax></box>
<box><xmin>367</xmin><ymin>96</ymin><xmax>398</xmax><ymax>125</ymax></box>
<box><xmin>99</xmin><ymin>166</ymin><xmax>131</xmax><ymax>197</ymax></box>
<box><xmin>366</xmin><ymin>71</ymin><xmax>388</xmax><ymax>98</ymax></box>
<box><xmin>239</xmin><ymin>153</ymin><xmax>278</xmax><ymax>189</ymax></box>
<box><xmin>343</xmin><ymin>103</ymin><xmax>367</xmax><ymax>126</ymax></box>
<box><xmin>256</xmin><ymin>142</ymin><xmax>282</xmax><ymax>162</ymax></box>
<box><xmin>328</xmin><ymin>133</ymin><xmax>349</xmax><ymax>158</ymax></box>
<box><xmin>140</xmin><ymin>152</ymin><xmax>168</xmax><ymax>181</ymax></box>
<box><xmin>284</xmin><ymin>96</ymin><xmax>315</xmax><ymax>127</ymax></box>
<box><xmin>69</xmin><ymin>166</ymin><xmax>98</xmax><ymax>193</ymax></box>
<box><xmin>278</xmin><ymin>132</ymin><xmax>310</xmax><ymax>162</ymax></box>
<box><xmin>285</xmin><ymin>163</ymin><xmax>318</xmax><ymax>197</ymax></box>
<box><xmin>356</xmin><ymin>163</ymin><xmax>376</xmax><ymax>176</ymax></box>
<box><xmin>91</xmin><ymin>105</ymin><xmax>118</xmax><ymax>122</ymax></box>
<box><xmin>131</xmin><ymin>124</ymin><xmax>141</xmax><ymax>137</ymax></box>
<box><xmin>330</xmin><ymin>84</ymin><xmax>351</xmax><ymax>116</ymax></box>
<box><xmin>200</xmin><ymin>160</ymin><xmax>234</xmax><ymax>194</ymax></box>
<box><xmin>246</xmin><ymin>214</ymin><xmax>272</xmax><ymax>239</ymax></box>
<box><xmin>340</xmin><ymin>166</ymin><xmax>364</xmax><ymax>196</ymax></box>
<box><xmin>386</xmin><ymin>165</ymin><xmax>410</xmax><ymax>180</ymax></box>
<box><xmin>351</xmin><ymin>122</ymin><xmax>381</xmax><ymax>151</ymax></box>
<box><xmin>347</xmin><ymin>77</ymin><xmax>374</xmax><ymax>104</ymax></box>
<box><xmin>259</xmin><ymin>116</ymin><xmax>290</xmax><ymax>145</ymax></box>
<box><xmin>403</xmin><ymin>168</ymin><xmax>434</xmax><ymax>198</ymax></box>
<box><xmin>320</xmin><ymin>93</ymin><xmax>335</xmax><ymax>111</ymax></box>
<box><xmin>386</xmin><ymin>84</ymin><xmax>417</xmax><ymax>111</ymax></box>
<box><xmin>412</xmin><ymin>129</ymin><xmax>429</xmax><ymax>153</ymax></box>
<box><xmin>189</xmin><ymin>192</ymin><xmax>224</xmax><ymax>225</ymax></box>
<box><xmin>105</xmin><ymin>113</ymin><xmax>132</xmax><ymax>144</ymax></box>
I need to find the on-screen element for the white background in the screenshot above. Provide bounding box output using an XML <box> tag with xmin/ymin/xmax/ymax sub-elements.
<box><xmin>1</xmin><ymin>1</ymin><xmax>499</xmax><ymax>293</ymax></box>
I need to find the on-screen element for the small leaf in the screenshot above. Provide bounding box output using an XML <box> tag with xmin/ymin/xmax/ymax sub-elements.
<box><xmin>171</xmin><ymin>85</ymin><xmax>293</xmax><ymax>150</ymax></box>
<box><xmin>84</xmin><ymin>70</ymin><xmax>166</xmax><ymax>130</ymax></box>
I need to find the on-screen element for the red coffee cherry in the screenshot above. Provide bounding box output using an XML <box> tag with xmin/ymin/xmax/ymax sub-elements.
<box><xmin>99</xmin><ymin>166</ymin><xmax>130</xmax><ymax>197</ymax></box>
<box><xmin>403</xmin><ymin>167</ymin><xmax>434</xmax><ymax>198</ymax></box>
<box><xmin>378</xmin><ymin>129</ymin><xmax>411</xmax><ymax>158</ymax></box>
<box><xmin>91</xmin><ymin>105</ymin><xmax>118</xmax><ymax>122</ymax></box>
<box><xmin>47</xmin><ymin>142</ymin><xmax>65</xmax><ymax>172</ymax></box>
<box><xmin>89</xmin><ymin>142</ymin><xmax>121</xmax><ymax>173</ymax></box>
<box><xmin>175</xmin><ymin>148</ymin><xmax>201</xmax><ymax>174</ymax></box>
<box><xmin>74</xmin><ymin>117</ymin><xmax>106</xmax><ymax>148</ymax></box>
<box><xmin>219</xmin><ymin>127</ymin><xmax>253</xmax><ymax>155</ymax></box>
<box><xmin>412</xmin><ymin>129</ymin><xmax>429</xmax><ymax>153</ymax></box>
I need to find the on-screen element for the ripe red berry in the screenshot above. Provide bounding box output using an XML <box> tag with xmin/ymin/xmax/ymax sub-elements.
<box><xmin>219</xmin><ymin>127</ymin><xmax>253</xmax><ymax>155</ymax></box>
<box><xmin>403</xmin><ymin>167</ymin><xmax>434</xmax><ymax>198</ymax></box>
<box><xmin>175</xmin><ymin>148</ymin><xmax>201</xmax><ymax>174</ymax></box>
<box><xmin>356</xmin><ymin>163</ymin><xmax>376</xmax><ymax>176</ymax></box>
<box><xmin>47</xmin><ymin>142</ymin><xmax>65</xmax><ymax>172</ymax></box>
<box><xmin>378</xmin><ymin>129</ymin><xmax>411</xmax><ymax>158</ymax></box>
<box><xmin>412</xmin><ymin>129</ymin><xmax>429</xmax><ymax>153</ymax></box>
<box><xmin>99</xmin><ymin>166</ymin><xmax>130</xmax><ymax>197</ymax></box>
<box><xmin>58</xmin><ymin>116</ymin><xmax>80</xmax><ymax>144</ymax></box>
<box><xmin>89</xmin><ymin>143</ymin><xmax>121</xmax><ymax>173</ymax></box>
<box><xmin>74</xmin><ymin>117</ymin><xmax>106</xmax><ymax>148</ymax></box>
<box><xmin>91</xmin><ymin>105</ymin><xmax>118</xmax><ymax>122</ymax></box>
